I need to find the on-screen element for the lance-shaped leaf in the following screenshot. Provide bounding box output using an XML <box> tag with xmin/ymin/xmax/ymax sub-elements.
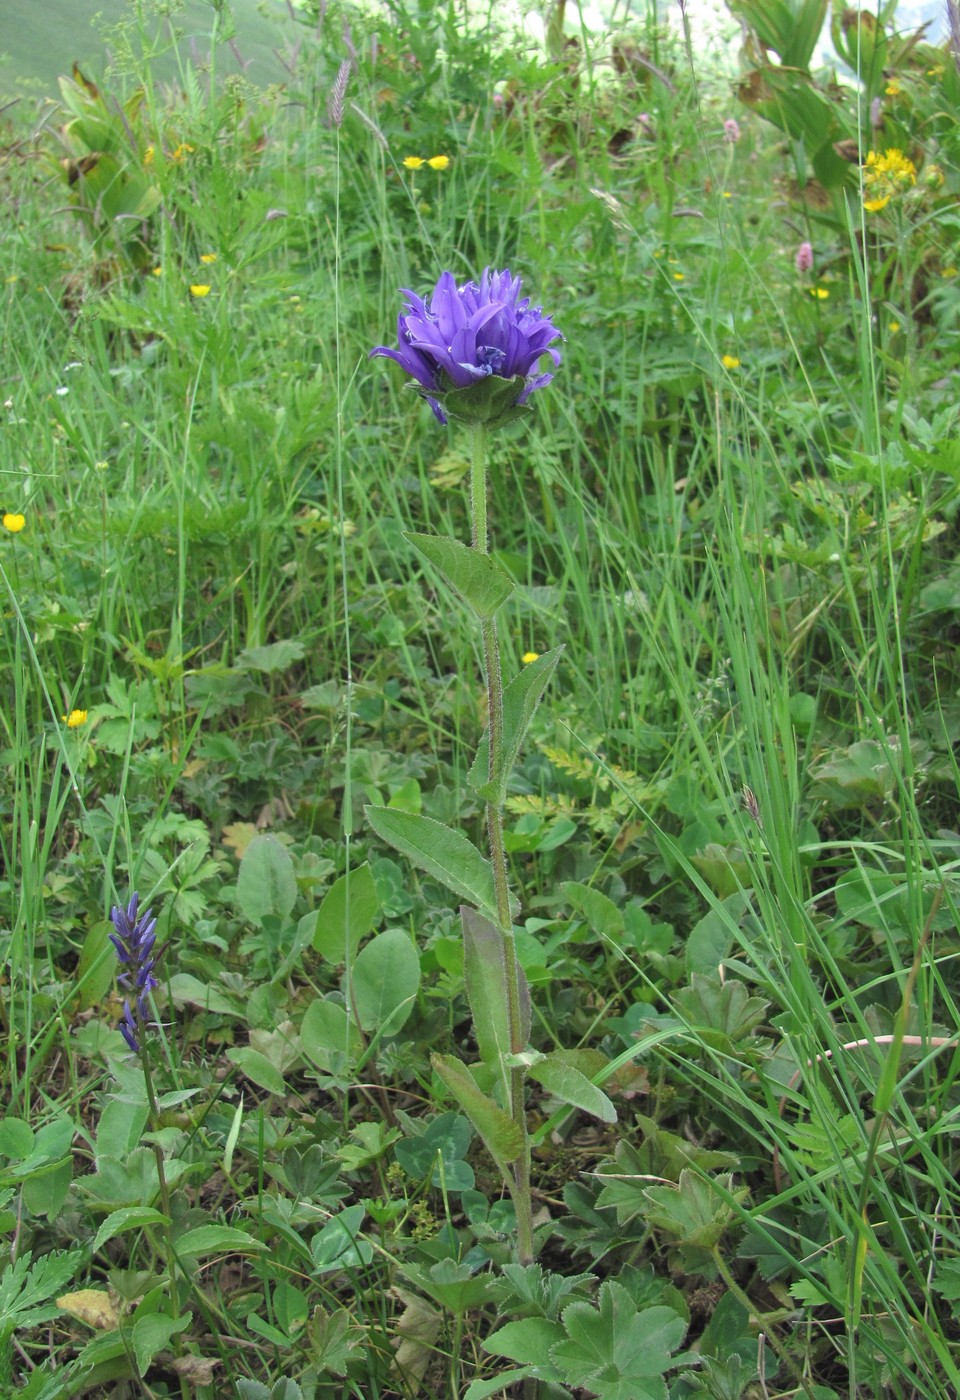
<box><xmin>461</xmin><ymin>907</ymin><xmax>531</xmax><ymax>1090</ymax></box>
<box><xmin>364</xmin><ymin>808</ymin><xmax>516</xmax><ymax>924</ymax></box>
<box><xmin>432</xmin><ymin>1054</ymin><xmax>523</xmax><ymax>1177</ymax></box>
<box><xmin>469</xmin><ymin>646</ymin><xmax>564</xmax><ymax>805</ymax></box>
<box><xmin>527</xmin><ymin>1050</ymin><xmax>617</xmax><ymax>1124</ymax></box>
<box><xmin>405</xmin><ymin>532</ymin><xmax>514</xmax><ymax>619</ymax></box>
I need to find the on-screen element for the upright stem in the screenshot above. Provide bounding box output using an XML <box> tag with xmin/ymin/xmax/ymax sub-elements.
<box><xmin>468</xmin><ymin>423</ymin><xmax>534</xmax><ymax>1267</ymax></box>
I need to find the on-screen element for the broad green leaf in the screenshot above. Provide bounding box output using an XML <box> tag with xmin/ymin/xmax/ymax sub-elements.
<box><xmin>405</xmin><ymin>531</ymin><xmax>514</xmax><ymax>618</ymax></box>
<box><xmin>527</xmin><ymin>1051</ymin><xmax>617</xmax><ymax>1124</ymax></box>
<box><xmin>432</xmin><ymin>1054</ymin><xmax>523</xmax><ymax>1175</ymax></box>
<box><xmin>132</xmin><ymin>1312</ymin><xmax>190</xmax><ymax>1377</ymax></box>
<box><xmin>226</xmin><ymin>1047</ymin><xmax>288</xmax><ymax>1095</ymax></box>
<box><xmin>461</xmin><ymin>907</ymin><xmax>530</xmax><ymax>1086</ymax></box>
<box><xmin>552</xmin><ymin>1285</ymin><xmax>687</xmax><ymax>1399</ymax></box>
<box><xmin>167</xmin><ymin>973</ymin><xmax>242</xmax><ymax>1017</ymax></box>
<box><xmin>76</xmin><ymin>919</ymin><xmax>115</xmax><ymax>1010</ymax></box>
<box><xmin>395</xmin><ymin>1111</ymin><xmax>474</xmax><ymax>1192</ymax></box>
<box><xmin>642</xmin><ymin>1169</ymin><xmax>746</xmax><ymax>1251</ymax></box>
<box><xmin>311</xmin><ymin>1204</ymin><xmax>373</xmax><ymax>1272</ymax></box>
<box><xmin>92</xmin><ymin>1207</ymin><xmax>171</xmax><ymax>1254</ymax></box>
<box><xmin>237</xmin><ymin>835</ymin><xmax>297</xmax><ymax>924</ymax></box>
<box><xmin>672</xmin><ymin>974</ymin><xmax>769</xmax><ymax>1045</ymax></box>
<box><xmin>351</xmin><ymin>928</ymin><xmax>421</xmax><ymax>1036</ymax></box>
<box><xmin>482</xmin><ymin>1316</ymin><xmax>563</xmax><ymax>1366</ymax></box>
<box><xmin>364</xmin><ymin>808</ymin><xmax>514</xmax><ymax>923</ymax></box>
<box><xmin>312</xmin><ymin>862</ymin><xmax>380</xmax><ymax>963</ymax></box>
<box><xmin>300</xmin><ymin>998</ymin><xmax>363</xmax><ymax>1071</ymax></box>
<box><xmin>562</xmin><ymin>882</ymin><xmax>625</xmax><ymax>941</ymax></box>
<box><xmin>468</xmin><ymin>647</ymin><xmax>563</xmax><ymax>804</ymax></box>
<box><xmin>463</xmin><ymin>1368</ymin><xmax>539</xmax><ymax>1399</ymax></box>
<box><xmin>236</xmin><ymin>639</ymin><xmax>306</xmax><ymax>673</ymax></box>
<box><xmin>176</xmin><ymin>1225</ymin><xmax>267</xmax><ymax>1258</ymax></box>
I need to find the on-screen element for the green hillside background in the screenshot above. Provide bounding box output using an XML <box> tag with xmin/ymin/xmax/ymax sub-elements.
<box><xmin>1</xmin><ymin>0</ymin><xmax>288</xmax><ymax>98</ymax></box>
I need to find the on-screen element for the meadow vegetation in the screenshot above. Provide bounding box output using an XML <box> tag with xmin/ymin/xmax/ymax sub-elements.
<box><xmin>2</xmin><ymin>0</ymin><xmax>960</xmax><ymax>1395</ymax></box>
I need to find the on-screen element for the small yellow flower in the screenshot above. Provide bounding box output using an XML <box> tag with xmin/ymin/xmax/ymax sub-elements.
<box><xmin>170</xmin><ymin>142</ymin><xmax>195</xmax><ymax>163</ymax></box>
<box><xmin>521</xmin><ymin>652</ymin><xmax>540</xmax><ymax>664</ymax></box>
<box><xmin>888</xmin><ymin>320</ymin><xmax>901</xmax><ymax>333</ymax></box>
<box><xmin>722</xmin><ymin>191</ymin><xmax>733</xmax><ymax>198</ymax></box>
<box><xmin>721</xmin><ymin>354</ymin><xmax>741</xmax><ymax>369</ymax></box>
<box><xmin>884</xmin><ymin>81</ymin><xmax>901</xmax><ymax>96</ymax></box>
<box><xmin>151</xmin><ymin>266</ymin><xmax>163</xmax><ymax>276</ymax></box>
<box><xmin>3</xmin><ymin>512</ymin><xmax>25</xmax><ymax>533</ymax></box>
<box><xmin>63</xmin><ymin>709</ymin><xmax>88</xmax><ymax>728</ymax></box>
<box><xmin>944</xmin><ymin>266</ymin><xmax>958</xmax><ymax>277</ymax></box>
<box><xmin>190</xmin><ymin>284</ymin><xmax>211</xmax><ymax>297</ymax></box>
<box><xmin>427</xmin><ymin>155</ymin><xmax>450</xmax><ymax>170</ymax></box>
<box><xmin>200</xmin><ymin>252</ymin><xmax>218</xmax><ymax>264</ymax></box>
<box><xmin>143</xmin><ymin>145</ymin><xmax>155</xmax><ymax>166</ymax></box>
<box><xmin>864</xmin><ymin>196</ymin><xmax>890</xmax><ymax>213</ymax></box>
<box><xmin>810</xmin><ymin>287</ymin><xmax>830</xmax><ymax>300</ymax></box>
<box><xmin>403</xmin><ymin>156</ymin><xmax>425</xmax><ymax>170</ymax></box>
<box><xmin>672</xmin><ymin>271</ymin><xmax>685</xmax><ymax>281</ymax></box>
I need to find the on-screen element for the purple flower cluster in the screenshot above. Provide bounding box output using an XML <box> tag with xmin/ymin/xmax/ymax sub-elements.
<box><xmin>370</xmin><ymin>268</ymin><xmax>562</xmax><ymax>424</ymax></box>
<box><xmin>109</xmin><ymin>893</ymin><xmax>159</xmax><ymax>1052</ymax></box>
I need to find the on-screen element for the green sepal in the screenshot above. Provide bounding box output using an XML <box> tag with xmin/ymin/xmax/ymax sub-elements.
<box><xmin>405</xmin><ymin>532</ymin><xmax>514</xmax><ymax>619</ymax></box>
<box><xmin>527</xmin><ymin>1049</ymin><xmax>617</xmax><ymax>1124</ymax></box>
<box><xmin>432</xmin><ymin>1053</ymin><xmax>524</xmax><ymax>1174</ymax></box>
<box><xmin>461</xmin><ymin>907</ymin><xmax>530</xmax><ymax>1091</ymax></box>
<box><xmin>431</xmin><ymin>373</ymin><xmax>532</xmax><ymax>429</ymax></box>
<box><xmin>364</xmin><ymin>807</ymin><xmax>518</xmax><ymax>924</ymax></box>
<box><xmin>469</xmin><ymin>646</ymin><xmax>564</xmax><ymax>804</ymax></box>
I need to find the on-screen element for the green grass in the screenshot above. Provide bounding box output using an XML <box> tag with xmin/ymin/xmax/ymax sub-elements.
<box><xmin>2</xmin><ymin>0</ymin><xmax>960</xmax><ymax>1396</ymax></box>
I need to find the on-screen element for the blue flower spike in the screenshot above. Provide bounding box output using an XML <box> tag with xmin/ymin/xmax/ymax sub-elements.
<box><xmin>109</xmin><ymin>893</ymin><xmax>161</xmax><ymax>1053</ymax></box>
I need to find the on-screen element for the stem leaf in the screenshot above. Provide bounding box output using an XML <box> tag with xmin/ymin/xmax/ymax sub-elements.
<box><xmin>432</xmin><ymin>1052</ymin><xmax>524</xmax><ymax>1171</ymax></box>
<box><xmin>527</xmin><ymin>1050</ymin><xmax>617</xmax><ymax>1124</ymax></box>
<box><xmin>364</xmin><ymin>807</ymin><xmax>516</xmax><ymax>923</ymax></box>
<box><xmin>461</xmin><ymin>907</ymin><xmax>530</xmax><ymax>1081</ymax></box>
<box><xmin>469</xmin><ymin>646</ymin><xmax>564</xmax><ymax>804</ymax></box>
<box><xmin>405</xmin><ymin>531</ymin><xmax>514</xmax><ymax>618</ymax></box>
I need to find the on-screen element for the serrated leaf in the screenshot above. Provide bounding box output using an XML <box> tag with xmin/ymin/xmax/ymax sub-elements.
<box><xmin>312</xmin><ymin>862</ymin><xmax>379</xmax><ymax>962</ymax></box>
<box><xmin>236</xmin><ymin>640</ymin><xmax>306</xmax><ymax>673</ymax></box>
<box><xmin>553</xmin><ymin>1285</ymin><xmax>687</xmax><ymax>1399</ymax></box>
<box><xmin>92</xmin><ymin>1207</ymin><xmax>171</xmax><ymax>1254</ymax></box>
<box><xmin>482</xmin><ymin>1316</ymin><xmax>563</xmax><ymax>1365</ymax></box>
<box><xmin>432</xmin><ymin>1054</ymin><xmax>523</xmax><ymax>1175</ymax></box>
<box><xmin>469</xmin><ymin>648</ymin><xmax>563</xmax><ymax>804</ymax></box>
<box><xmin>527</xmin><ymin>1051</ymin><xmax>617</xmax><ymax>1124</ymax></box>
<box><xmin>673</xmin><ymin>974</ymin><xmax>769</xmax><ymax>1044</ymax></box>
<box><xmin>405</xmin><ymin>532</ymin><xmax>514</xmax><ymax>618</ymax></box>
<box><xmin>364</xmin><ymin>808</ymin><xmax>514</xmax><ymax>923</ymax></box>
<box><xmin>461</xmin><ymin>907</ymin><xmax>530</xmax><ymax>1088</ymax></box>
<box><xmin>642</xmin><ymin>1170</ymin><xmax>744</xmax><ymax>1250</ymax></box>
<box><xmin>463</xmin><ymin>1369</ymin><xmax>539</xmax><ymax>1399</ymax></box>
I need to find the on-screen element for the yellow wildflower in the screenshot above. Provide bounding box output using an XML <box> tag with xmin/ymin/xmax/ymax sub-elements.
<box><xmin>864</xmin><ymin>196</ymin><xmax>890</xmax><ymax>213</ymax></box>
<box><xmin>888</xmin><ymin>320</ymin><xmax>900</xmax><ymax>333</ymax></box>
<box><xmin>722</xmin><ymin>191</ymin><xmax>733</xmax><ymax>199</ymax></box>
<box><xmin>427</xmin><ymin>155</ymin><xmax>450</xmax><ymax>170</ymax></box>
<box><xmin>190</xmin><ymin>285</ymin><xmax>211</xmax><ymax>297</ymax></box>
<box><xmin>884</xmin><ymin>81</ymin><xmax>901</xmax><ymax>96</ymax></box>
<box><xmin>170</xmin><ymin>142</ymin><xmax>195</xmax><ymax>162</ymax></box>
<box><xmin>721</xmin><ymin>354</ymin><xmax>741</xmax><ymax>369</ymax></box>
<box><xmin>672</xmin><ymin>271</ymin><xmax>685</xmax><ymax>281</ymax></box>
<box><xmin>3</xmin><ymin>512</ymin><xmax>25</xmax><ymax>533</ymax></box>
<box><xmin>863</xmin><ymin>147</ymin><xmax>916</xmax><ymax>212</ymax></box>
<box><xmin>521</xmin><ymin>652</ymin><xmax>540</xmax><ymax>664</ymax></box>
<box><xmin>810</xmin><ymin>287</ymin><xmax>830</xmax><ymax>300</ymax></box>
<box><xmin>151</xmin><ymin>266</ymin><xmax>163</xmax><ymax>277</ymax></box>
<box><xmin>945</xmin><ymin>266</ymin><xmax>958</xmax><ymax>277</ymax></box>
<box><xmin>200</xmin><ymin>252</ymin><xmax>218</xmax><ymax>264</ymax></box>
<box><xmin>144</xmin><ymin>145</ymin><xmax>155</xmax><ymax>166</ymax></box>
<box><xmin>63</xmin><ymin>709</ymin><xmax>88</xmax><ymax>728</ymax></box>
<box><xmin>403</xmin><ymin>156</ymin><xmax>425</xmax><ymax>170</ymax></box>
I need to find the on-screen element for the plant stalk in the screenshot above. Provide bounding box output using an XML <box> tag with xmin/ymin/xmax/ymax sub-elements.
<box><xmin>468</xmin><ymin>423</ymin><xmax>534</xmax><ymax>1267</ymax></box>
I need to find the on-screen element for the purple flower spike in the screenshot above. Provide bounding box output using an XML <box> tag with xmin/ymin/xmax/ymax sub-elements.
<box><xmin>110</xmin><ymin>893</ymin><xmax>161</xmax><ymax>1053</ymax></box>
<box><xmin>370</xmin><ymin>268</ymin><xmax>563</xmax><ymax>427</ymax></box>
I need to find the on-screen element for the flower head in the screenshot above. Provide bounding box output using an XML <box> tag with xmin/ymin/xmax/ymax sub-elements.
<box><xmin>109</xmin><ymin>893</ymin><xmax>160</xmax><ymax>1053</ymax></box>
<box><xmin>721</xmin><ymin>354</ymin><xmax>741</xmax><ymax>369</ymax></box>
<box><xmin>863</xmin><ymin>147</ymin><xmax>916</xmax><ymax>211</ymax></box>
<box><xmin>521</xmin><ymin>651</ymin><xmax>540</xmax><ymax>664</ymax></box>
<box><xmin>795</xmin><ymin>241</ymin><xmax>814</xmax><ymax>273</ymax></box>
<box><xmin>63</xmin><ymin>709</ymin><xmax>88</xmax><ymax>728</ymax></box>
<box><xmin>3</xmin><ymin>512</ymin><xmax>25</xmax><ymax>533</ymax></box>
<box><xmin>427</xmin><ymin>155</ymin><xmax>450</xmax><ymax>170</ymax></box>
<box><xmin>190</xmin><ymin>284</ymin><xmax>211</xmax><ymax>298</ymax></box>
<box><xmin>723</xmin><ymin>118</ymin><xmax>741</xmax><ymax>143</ymax></box>
<box><xmin>403</xmin><ymin>156</ymin><xmax>425</xmax><ymax>170</ymax></box>
<box><xmin>370</xmin><ymin>268</ymin><xmax>563</xmax><ymax>427</ymax></box>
